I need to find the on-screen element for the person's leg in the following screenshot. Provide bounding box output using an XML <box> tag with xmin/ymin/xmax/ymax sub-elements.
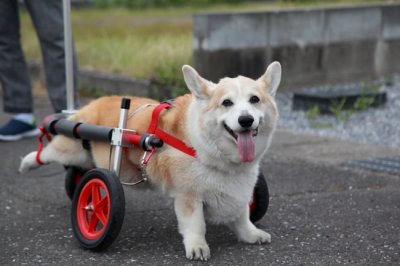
<box><xmin>0</xmin><ymin>0</ymin><xmax>39</xmax><ymax>141</ymax></box>
<box><xmin>0</xmin><ymin>0</ymin><xmax>34</xmax><ymax>114</ymax></box>
<box><xmin>25</xmin><ymin>0</ymin><xmax>78</xmax><ymax>113</ymax></box>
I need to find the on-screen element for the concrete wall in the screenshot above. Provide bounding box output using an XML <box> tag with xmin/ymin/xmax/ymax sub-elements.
<box><xmin>193</xmin><ymin>4</ymin><xmax>400</xmax><ymax>90</ymax></box>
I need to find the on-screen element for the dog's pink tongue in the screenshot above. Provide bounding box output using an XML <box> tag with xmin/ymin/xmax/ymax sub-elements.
<box><xmin>237</xmin><ymin>131</ymin><xmax>255</xmax><ymax>162</ymax></box>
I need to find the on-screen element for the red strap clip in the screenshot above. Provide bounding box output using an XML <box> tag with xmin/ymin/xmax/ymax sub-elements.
<box><xmin>142</xmin><ymin>148</ymin><xmax>156</xmax><ymax>165</ymax></box>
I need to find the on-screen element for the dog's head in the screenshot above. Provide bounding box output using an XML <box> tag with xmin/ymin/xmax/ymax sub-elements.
<box><xmin>182</xmin><ymin>62</ymin><xmax>281</xmax><ymax>164</ymax></box>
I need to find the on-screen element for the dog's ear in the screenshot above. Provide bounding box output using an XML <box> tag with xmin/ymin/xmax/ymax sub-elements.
<box><xmin>182</xmin><ymin>65</ymin><xmax>211</xmax><ymax>99</ymax></box>
<box><xmin>259</xmin><ymin>61</ymin><xmax>281</xmax><ymax>97</ymax></box>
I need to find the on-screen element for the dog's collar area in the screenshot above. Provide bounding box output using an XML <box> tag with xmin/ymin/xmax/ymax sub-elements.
<box><xmin>147</xmin><ymin>101</ymin><xmax>197</xmax><ymax>158</ymax></box>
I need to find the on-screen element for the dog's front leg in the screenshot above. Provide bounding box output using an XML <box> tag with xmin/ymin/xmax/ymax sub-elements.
<box><xmin>230</xmin><ymin>206</ymin><xmax>271</xmax><ymax>244</ymax></box>
<box><xmin>174</xmin><ymin>194</ymin><xmax>210</xmax><ymax>261</ymax></box>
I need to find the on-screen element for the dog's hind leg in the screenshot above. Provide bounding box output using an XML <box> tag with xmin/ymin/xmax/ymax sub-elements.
<box><xmin>19</xmin><ymin>136</ymin><xmax>92</xmax><ymax>173</ymax></box>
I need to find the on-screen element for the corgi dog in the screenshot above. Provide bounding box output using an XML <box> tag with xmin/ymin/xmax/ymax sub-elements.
<box><xmin>20</xmin><ymin>61</ymin><xmax>282</xmax><ymax>261</ymax></box>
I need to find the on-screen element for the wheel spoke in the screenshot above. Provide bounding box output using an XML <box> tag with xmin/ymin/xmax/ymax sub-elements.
<box><xmin>95</xmin><ymin>196</ymin><xmax>108</xmax><ymax>209</ymax></box>
<box><xmin>91</xmin><ymin>184</ymin><xmax>100</xmax><ymax>206</ymax></box>
<box><xmin>96</xmin><ymin>209</ymin><xmax>108</xmax><ymax>226</ymax></box>
<box><xmin>88</xmin><ymin>213</ymin><xmax>99</xmax><ymax>233</ymax></box>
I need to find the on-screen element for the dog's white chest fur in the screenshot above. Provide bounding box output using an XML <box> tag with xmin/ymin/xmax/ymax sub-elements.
<box><xmin>193</xmin><ymin>162</ymin><xmax>258</xmax><ymax>224</ymax></box>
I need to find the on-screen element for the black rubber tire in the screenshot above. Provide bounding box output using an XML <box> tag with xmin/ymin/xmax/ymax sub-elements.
<box><xmin>249</xmin><ymin>172</ymin><xmax>269</xmax><ymax>223</ymax></box>
<box><xmin>65</xmin><ymin>167</ymin><xmax>86</xmax><ymax>200</ymax></box>
<box><xmin>71</xmin><ymin>168</ymin><xmax>125</xmax><ymax>251</ymax></box>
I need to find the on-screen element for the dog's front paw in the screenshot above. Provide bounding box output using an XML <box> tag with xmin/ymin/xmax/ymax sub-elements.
<box><xmin>239</xmin><ymin>227</ymin><xmax>271</xmax><ymax>244</ymax></box>
<box><xmin>184</xmin><ymin>237</ymin><xmax>211</xmax><ymax>261</ymax></box>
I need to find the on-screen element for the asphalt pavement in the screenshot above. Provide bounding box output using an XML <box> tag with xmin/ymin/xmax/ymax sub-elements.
<box><xmin>1</xmin><ymin>95</ymin><xmax>400</xmax><ymax>265</ymax></box>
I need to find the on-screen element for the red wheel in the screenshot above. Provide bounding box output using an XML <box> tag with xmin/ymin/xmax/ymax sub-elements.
<box><xmin>65</xmin><ymin>167</ymin><xmax>85</xmax><ymax>200</ymax></box>
<box><xmin>76</xmin><ymin>178</ymin><xmax>110</xmax><ymax>240</ymax></box>
<box><xmin>71</xmin><ymin>169</ymin><xmax>125</xmax><ymax>251</ymax></box>
<box><xmin>249</xmin><ymin>172</ymin><xmax>269</xmax><ymax>223</ymax></box>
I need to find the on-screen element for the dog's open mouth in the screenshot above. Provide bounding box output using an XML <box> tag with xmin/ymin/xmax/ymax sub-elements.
<box><xmin>223</xmin><ymin>123</ymin><xmax>258</xmax><ymax>140</ymax></box>
<box><xmin>224</xmin><ymin>123</ymin><xmax>258</xmax><ymax>163</ymax></box>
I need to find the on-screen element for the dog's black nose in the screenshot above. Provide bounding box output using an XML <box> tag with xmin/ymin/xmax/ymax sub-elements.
<box><xmin>238</xmin><ymin>115</ymin><xmax>254</xmax><ymax>128</ymax></box>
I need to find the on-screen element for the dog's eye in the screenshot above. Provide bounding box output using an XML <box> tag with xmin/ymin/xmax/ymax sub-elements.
<box><xmin>222</xmin><ymin>99</ymin><xmax>234</xmax><ymax>107</ymax></box>
<box><xmin>249</xmin><ymin>95</ymin><xmax>260</xmax><ymax>104</ymax></box>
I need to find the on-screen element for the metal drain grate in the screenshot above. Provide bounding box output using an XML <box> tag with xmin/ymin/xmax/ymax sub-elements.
<box><xmin>345</xmin><ymin>156</ymin><xmax>400</xmax><ymax>175</ymax></box>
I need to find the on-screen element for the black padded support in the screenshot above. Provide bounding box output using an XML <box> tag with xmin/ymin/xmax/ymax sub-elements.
<box><xmin>54</xmin><ymin>119</ymin><xmax>78</xmax><ymax>138</ymax></box>
<box><xmin>49</xmin><ymin>118</ymin><xmax>112</xmax><ymax>143</ymax></box>
<box><xmin>43</xmin><ymin>113</ymin><xmax>68</xmax><ymax>135</ymax></box>
<box><xmin>77</xmin><ymin>124</ymin><xmax>113</xmax><ymax>142</ymax></box>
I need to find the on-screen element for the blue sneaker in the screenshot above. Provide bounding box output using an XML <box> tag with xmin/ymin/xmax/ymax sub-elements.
<box><xmin>0</xmin><ymin>119</ymin><xmax>41</xmax><ymax>141</ymax></box>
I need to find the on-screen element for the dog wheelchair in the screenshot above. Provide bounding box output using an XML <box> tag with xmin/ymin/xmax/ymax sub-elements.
<box><xmin>36</xmin><ymin>0</ymin><xmax>269</xmax><ymax>251</ymax></box>
<box><xmin>36</xmin><ymin>97</ymin><xmax>270</xmax><ymax>251</ymax></box>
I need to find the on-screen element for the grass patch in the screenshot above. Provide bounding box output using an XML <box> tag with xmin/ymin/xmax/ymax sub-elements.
<box><xmin>20</xmin><ymin>8</ymin><xmax>193</xmax><ymax>86</ymax></box>
<box><xmin>305</xmin><ymin>105</ymin><xmax>321</xmax><ymax>119</ymax></box>
<box><xmin>309</xmin><ymin>121</ymin><xmax>333</xmax><ymax>129</ymax></box>
<box><xmin>19</xmin><ymin>0</ymin><xmax>400</xmax><ymax>86</ymax></box>
<box><xmin>79</xmin><ymin>84</ymin><xmax>111</xmax><ymax>98</ymax></box>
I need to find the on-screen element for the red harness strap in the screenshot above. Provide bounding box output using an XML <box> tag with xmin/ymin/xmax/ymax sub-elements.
<box><xmin>36</xmin><ymin>126</ymin><xmax>52</xmax><ymax>165</ymax></box>
<box><xmin>147</xmin><ymin>103</ymin><xmax>196</xmax><ymax>158</ymax></box>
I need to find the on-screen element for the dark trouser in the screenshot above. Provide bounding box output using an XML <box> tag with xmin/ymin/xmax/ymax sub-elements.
<box><xmin>0</xmin><ymin>0</ymin><xmax>77</xmax><ymax>114</ymax></box>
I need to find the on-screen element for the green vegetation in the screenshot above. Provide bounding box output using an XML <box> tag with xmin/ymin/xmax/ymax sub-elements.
<box><xmin>353</xmin><ymin>96</ymin><xmax>375</xmax><ymax>112</ymax></box>
<box><xmin>94</xmin><ymin>0</ymin><xmax>244</xmax><ymax>9</ymax></box>
<box><xmin>309</xmin><ymin>121</ymin><xmax>332</xmax><ymax>129</ymax></box>
<box><xmin>20</xmin><ymin>0</ymin><xmax>400</xmax><ymax>88</ymax></box>
<box><xmin>305</xmin><ymin>105</ymin><xmax>321</xmax><ymax>119</ymax></box>
<box><xmin>327</xmin><ymin>92</ymin><xmax>377</xmax><ymax>124</ymax></box>
<box><xmin>21</xmin><ymin>8</ymin><xmax>193</xmax><ymax>87</ymax></box>
<box><xmin>329</xmin><ymin>98</ymin><xmax>350</xmax><ymax>123</ymax></box>
<box><xmin>304</xmin><ymin>105</ymin><xmax>333</xmax><ymax>128</ymax></box>
<box><xmin>305</xmin><ymin>84</ymin><xmax>381</xmax><ymax>128</ymax></box>
<box><xmin>93</xmin><ymin>0</ymin><xmax>400</xmax><ymax>9</ymax></box>
<box><xmin>79</xmin><ymin>84</ymin><xmax>111</xmax><ymax>98</ymax></box>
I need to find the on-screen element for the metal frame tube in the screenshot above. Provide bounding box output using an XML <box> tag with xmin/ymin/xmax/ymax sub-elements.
<box><xmin>62</xmin><ymin>0</ymin><xmax>76</xmax><ymax>113</ymax></box>
<box><xmin>112</xmin><ymin>98</ymin><xmax>130</xmax><ymax>175</ymax></box>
